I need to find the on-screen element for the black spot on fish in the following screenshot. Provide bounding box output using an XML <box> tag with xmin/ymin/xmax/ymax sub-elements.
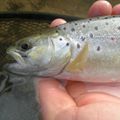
<box><xmin>63</xmin><ymin>27</ymin><xmax>66</xmax><ymax>30</ymax></box>
<box><xmin>81</xmin><ymin>36</ymin><xmax>85</xmax><ymax>41</ymax></box>
<box><xmin>77</xmin><ymin>43</ymin><xmax>80</xmax><ymax>48</ymax></box>
<box><xmin>89</xmin><ymin>33</ymin><xmax>94</xmax><ymax>38</ymax></box>
<box><xmin>97</xmin><ymin>46</ymin><xmax>100</xmax><ymax>51</ymax></box>
<box><xmin>104</xmin><ymin>17</ymin><xmax>108</xmax><ymax>19</ymax></box>
<box><xmin>95</xmin><ymin>26</ymin><xmax>98</xmax><ymax>30</ymax></box>
<box><xmin>66</xmin><ymin>42</ymin><xmax>69</xmax><ymax>46</ymax></box>
<box><xmin>59</xmin><ymin>38</ymin><xmax>62</xmax><ymax>41</ymax></box>
<box><xmin>111</xmin><ymin>37</ymin><xmax>115</xmax><ymax>41</ymax></box>
<box><xmin>71</xmin><ymin>28</ymin><xmax>75</xmax><ymax>32</ymax></box>
<box><xmin>83</xmin><ymin>24</ymin><xmax>86</xmax><ymax>28</ymax></box>
<box><xmin>118</xmin><ymin>26</ymin><xmax>120</xmax><ymax>30</ymax></box>
<box><xmin>75</xmin><ymin>23</ymin><xmax>78</xmax><ymax>25</ymax></box>
<box><xmin>89</xmin><ymin>18</ymin><xmax>92</xmax><ymax>21</ymax></box>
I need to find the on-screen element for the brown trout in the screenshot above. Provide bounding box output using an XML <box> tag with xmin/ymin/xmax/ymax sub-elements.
<box><xmin>4</xmin><ymin>15</ymin><xmax>120</xmax><ymax>83</ymax></box>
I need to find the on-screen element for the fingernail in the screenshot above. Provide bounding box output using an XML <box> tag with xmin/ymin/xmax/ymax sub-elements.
<box><xmin>50</xmin><ymin>18</ymin><xmax>66</xmax><ymax>27</ymax></box>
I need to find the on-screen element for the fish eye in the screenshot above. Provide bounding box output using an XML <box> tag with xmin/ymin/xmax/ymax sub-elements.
<box><xmin>20</xmin><ymin>43</ymin><xmax>31</xmax><ymax>51</ymax></box>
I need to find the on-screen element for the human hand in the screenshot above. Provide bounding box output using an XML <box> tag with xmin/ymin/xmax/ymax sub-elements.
<box><xmin>36</xmin><ymin>1</ymin><xmax>120</xmax><ymax>120</ymax></box>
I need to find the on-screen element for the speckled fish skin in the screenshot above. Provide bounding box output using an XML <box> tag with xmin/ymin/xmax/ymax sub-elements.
<box><xmin>56</xmin><ymin>15</ymin><xmax>120</xmax><ymax>83</ymax></box>
<box><xmin>6</xmin><ymin>15</ymin><xmax>120</xmax><ymax>83</ymax></box>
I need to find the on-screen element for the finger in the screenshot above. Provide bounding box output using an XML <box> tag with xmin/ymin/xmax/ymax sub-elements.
<box><xmin>50</xmin><ymin>18</ymin><xmax>67</xmax><ymax>27</ymax></box>
<box><xmin>112</xmin><ymin>4</ymin><xmax>120</xmax><ymax>15</ymax></box>
<box><xmin>88</xmin><ymin>0</ymin><xmax>112</xmax><ymax>17</ymax></box>
<box><xmin>36</xmin><ymin>79</ymin><xmax>76</xmax><ymax>120</ymax></box>
<box><xmin>66</xmin><ymin>81</ymin><xmax>86</xmax><ymax>104</ymax></box>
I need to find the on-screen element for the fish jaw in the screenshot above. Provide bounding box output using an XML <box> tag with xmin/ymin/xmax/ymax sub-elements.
<box><xmin>4</xmin><ymin>47</ymin><xmax>28</xmax><ymax>75</ymax></box>
<box><xmin>7</xmin><ymin>47</ymin><xmax>26</xmax><ymax>65</ymax></box>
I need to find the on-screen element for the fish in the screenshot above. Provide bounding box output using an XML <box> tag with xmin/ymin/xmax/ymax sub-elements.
<box><xmin>4</xmin><ymin>15</ymin><xmax>120</xmax><ymax>83</ymax></box>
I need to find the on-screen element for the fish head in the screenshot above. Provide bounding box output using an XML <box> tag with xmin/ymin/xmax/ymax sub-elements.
<box><xmin>4</xmin><ymin>29</ymin><xmax>72</xmax><ymax>77</ymax></box>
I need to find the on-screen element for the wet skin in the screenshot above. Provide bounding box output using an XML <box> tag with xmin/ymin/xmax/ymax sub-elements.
<box><xmin>36</xmin><ymin>1</ymin><xmax>120</xmax><ymax>120</ymax></box>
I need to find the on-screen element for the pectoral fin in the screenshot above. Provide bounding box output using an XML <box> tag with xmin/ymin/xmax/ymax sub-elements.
<box><xmin>66</xmin><ymin>43</ymin><xmax>89</xmax><ymax>72</ymax></box>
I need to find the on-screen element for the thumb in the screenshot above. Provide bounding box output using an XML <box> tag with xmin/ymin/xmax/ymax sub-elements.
<box><xmin>36</xmin><ymin>78</ymin><xmax>75</xmax><ymax>120</ymax></box>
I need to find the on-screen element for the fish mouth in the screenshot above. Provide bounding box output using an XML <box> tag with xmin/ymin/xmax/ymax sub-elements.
<box><xmin>7</xmin><ymin>48</ymin><xmax>26</xmax><ymax>65</ymax></box>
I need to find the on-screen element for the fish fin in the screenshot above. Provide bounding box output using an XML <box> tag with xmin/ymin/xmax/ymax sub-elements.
<box><xmin>65</xmin><ymin>42</ymin><xmax>89</xmax><ymax>72</ymax></box>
